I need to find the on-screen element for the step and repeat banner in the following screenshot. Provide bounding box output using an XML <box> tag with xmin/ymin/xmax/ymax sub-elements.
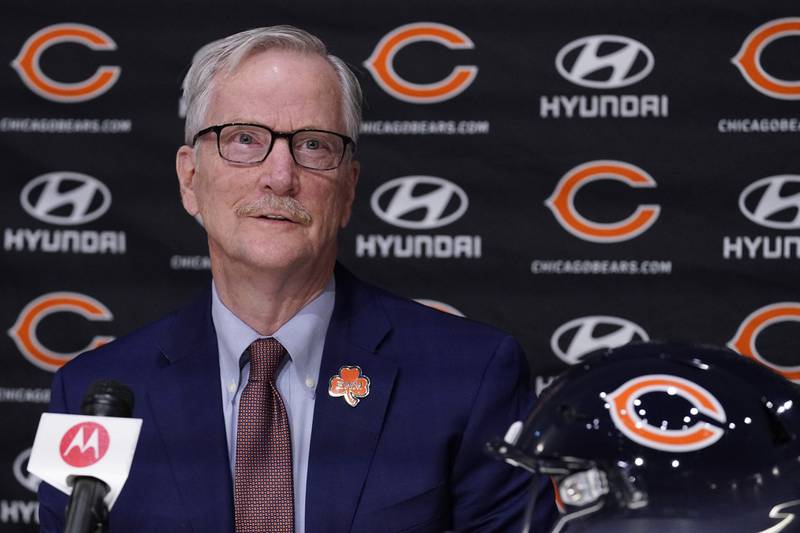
<box><xmin>2</xmin><ymin>1</ymin><xmax>800</xmax><ymax>528</ymax></box>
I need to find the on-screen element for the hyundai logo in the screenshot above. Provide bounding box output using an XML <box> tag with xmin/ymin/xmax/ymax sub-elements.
<box><xmin>20</xmin><ymin>171</ymin><xmax>111</xmax><ymax>226</ymax></box>
<box><xmin>739</xmin><ymin>175</ymin><xmax>800</xmax><ymax>230</ymax></box>
<box><xmin>13</xmin><ymin>448</ymin><xmax>40</xmax><ymax>493</ymax></box>
<box><xmin>556</xmin><ymin>35</ymin><xmax>654</xmax><ymax>89</ymax></box>
<box><xmin>371</xmin><ymin>175</ymin><xmax>469</xmax><ymax>229</ymax></box>
<box><xmin>551</xmin><ymin>315</ymin><xmax>649</xmax><ymax>365</ymax></box>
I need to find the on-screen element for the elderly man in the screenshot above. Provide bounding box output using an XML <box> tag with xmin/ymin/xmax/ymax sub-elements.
<box><xmin>38</xmin><ymin>26</ymin><xmax>553</xmax><ymax>532</ymax></box>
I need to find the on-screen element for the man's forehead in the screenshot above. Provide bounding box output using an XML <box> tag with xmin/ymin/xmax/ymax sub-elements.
<box><xmin>221</xmin><ymin>48</ymin><xmax>337</xmax><ymax>86</ymax></box>
<box><xmin>204</xmin><ymin>48</ymin><xmax>345</xmax><ymax>129</ymax></box>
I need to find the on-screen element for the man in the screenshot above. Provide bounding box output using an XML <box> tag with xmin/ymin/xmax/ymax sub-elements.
<box><xmin>38</xmin><ymin>26</ymin><xmax>553</xmax><ymax>532</ymax></box>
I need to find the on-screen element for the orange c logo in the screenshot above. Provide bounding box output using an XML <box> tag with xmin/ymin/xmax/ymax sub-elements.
<box><xmin>545</xmin><ymin>160</ymin><xmax>660</xmax><ymax>243</ymax></box>
<box><xmin>728</xmin><ymin>302</ymin><xmax>800</xmax><ymax>382</ymax></box>
<box><xmin>607</xmin><ymin>374</ymin><xmax>727</xmax><ymax>452</ymax></box>
<box><xmin>7</xmin><ymin>292</ymin><xmax>114</xmax><ymax>372</ymax></box>
<box><xmin>413</xmin><ymin>299</ymin><xmax>465</xmax><ymax>317</ymax></box>
<box><xmin>364</xmin><ymin>22</ymin><xmax>478</xmax><ymax>104</ymax></box>
<box><xmin>11</xmin><ymin>23</ymin><xmax>120</xmax><ymax>103</ymax></box>
<box><xmin>733</xmin><ymin>17</ymin><xmax>800</xmax><ymax>100</ymax></box>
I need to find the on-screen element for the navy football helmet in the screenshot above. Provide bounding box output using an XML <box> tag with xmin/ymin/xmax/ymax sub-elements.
<box><xmin>490</xmin><ymin>342</ymin><xmax>800</xmax><ymax>532</ymax></box>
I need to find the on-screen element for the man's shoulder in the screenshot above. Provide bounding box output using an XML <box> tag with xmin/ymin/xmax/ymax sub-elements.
<box><xmin>59</xmin><ymin>287</ymin><xmax>209</xmax><ymax>378</ymax></box>
<box><xmin>373</xmin><ymin>283</ymin><xmax>503</xmax><ymax>334</ymax></box>
<box><xmin>344</xmin><ymin>270</ymin><xmax>520</xmax><ymax>357</ymax></box>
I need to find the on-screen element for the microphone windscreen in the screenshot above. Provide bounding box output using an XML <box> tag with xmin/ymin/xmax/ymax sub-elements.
<box><xmin>80</xmin><ymin>380</ymin><xmax>134</xmax><ymax>418</ymax></box>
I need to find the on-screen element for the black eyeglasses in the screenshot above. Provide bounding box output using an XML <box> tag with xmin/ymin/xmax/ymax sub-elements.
<box><xmin>192</xmin><ymin>122</ymin><xmax>355</xmax><ymax>170</ymax></box>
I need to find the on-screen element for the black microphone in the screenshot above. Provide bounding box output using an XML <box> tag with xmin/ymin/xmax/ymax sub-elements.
<box><xmin>64</xmin><ymin>380</ymin><xmax>135</xmax><ymax>533</ymax></box>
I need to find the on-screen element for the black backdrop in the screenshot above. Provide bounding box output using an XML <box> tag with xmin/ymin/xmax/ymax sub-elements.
<box><xmin>3</xmin><ymin>1</ymin><xmax>800</xmax><ymax>528</ymax></box>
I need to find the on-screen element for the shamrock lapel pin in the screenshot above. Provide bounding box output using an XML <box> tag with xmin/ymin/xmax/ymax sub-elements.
<box><xmin>328</xmin><ymin>366</ymin><xmax>370</xmax><ymax>407</ymax></box>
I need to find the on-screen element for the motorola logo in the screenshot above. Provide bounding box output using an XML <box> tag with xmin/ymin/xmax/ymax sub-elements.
<box><xmin>60</xmin><ymin>422</ymin><xmax>110</xmax><ymax>467</ymax></box>
<box><xmin>20</xmin><ymin>172</ymin><xmax>111</xmax><ymax>226</ymax></box>
<box><xmin>739</xmin><ymin>175</ymin><xmax>800</xmax><ymax>230</ymax></box>
<box><xmin>551</xmin><ymin>315</ymin><xmax>649</xmax><ymax>365</ymax></box>
<box><xmin>370</xmin><ymin>176</ymin><xmax>468</xmax><ymax>230</ymax></box>
<box><xmin>556</xmin><ymin>35</ymin><xmax>654</xmax><ymax>89</ymax></box>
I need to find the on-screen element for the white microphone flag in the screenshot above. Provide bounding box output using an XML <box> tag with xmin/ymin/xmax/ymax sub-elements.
<box><xmin>28</xmin><ymin>413</ymin><xmax>142</xmax><ymax>508</ymax></box>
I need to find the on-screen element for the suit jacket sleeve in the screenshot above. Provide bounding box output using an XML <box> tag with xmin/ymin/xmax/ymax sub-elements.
<box><xmin>450</xmin><ymin>335</ymin><xmax>556</xmax><ymax>532</ymax></box>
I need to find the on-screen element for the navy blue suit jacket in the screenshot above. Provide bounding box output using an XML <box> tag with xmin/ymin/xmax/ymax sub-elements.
<box><xmin>38</xmin><ymin>266</ymin><xmax>553</xmax><ymax>532</ymax></box>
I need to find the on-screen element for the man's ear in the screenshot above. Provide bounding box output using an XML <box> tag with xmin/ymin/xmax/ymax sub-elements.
<box><xmin>176</xmin><ymin>145</ymin><xmax>200</xmax><ymax>216</ymax></box>
<box><xmin>340</xmin><ymin>159</ymin><xmax>360</xmax><ymax>228</ymax></box>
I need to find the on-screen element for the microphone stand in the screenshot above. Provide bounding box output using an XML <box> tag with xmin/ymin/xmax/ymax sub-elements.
<box><xmin>64</xmin><ymin>476</ymin><xmax>109</xmax><ymax>533</ymax></box>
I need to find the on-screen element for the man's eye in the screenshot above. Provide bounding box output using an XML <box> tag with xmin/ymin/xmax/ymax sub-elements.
<box><xmin>222</xmin><ymin>128</ymin><xmax>265</xmax><ymax>146</ymax></box>
<box><xmin>236</xmin><ymin>133</ymin><xmax>255</xmax><ymax>145</ymax></box>
<box><xmin>303</xmin><ymin>139</ymin><xmax>321</xmax><ymax>150</ymax></box>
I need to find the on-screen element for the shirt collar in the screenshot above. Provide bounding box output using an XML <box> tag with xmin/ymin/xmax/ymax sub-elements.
<box><xmin>212</xmin><ymin>276</ymin><xmax>335</xmax><ymax>394</ymax></box>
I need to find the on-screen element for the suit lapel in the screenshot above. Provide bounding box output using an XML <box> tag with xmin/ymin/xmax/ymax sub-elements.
<box><xmin>305</xmin><ymin>266</ymin><xmax>397</xmax><ymax>533</ymax></box>
<box><xmin>148</xmin><ymin>289</ymin><xmax>234</xmax><ymax>533</ymax></box>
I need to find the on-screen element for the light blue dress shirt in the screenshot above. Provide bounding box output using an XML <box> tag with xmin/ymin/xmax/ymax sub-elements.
<box><xmin>212</xmin><ymin>278</ymin><xmax>335</xmax><ymax>533</ymax></box>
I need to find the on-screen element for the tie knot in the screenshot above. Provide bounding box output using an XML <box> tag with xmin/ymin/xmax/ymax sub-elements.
<box><xmin>248</xmin><ymin>338</ymin><xmax>285</xmax><ymax>383</ymax></box>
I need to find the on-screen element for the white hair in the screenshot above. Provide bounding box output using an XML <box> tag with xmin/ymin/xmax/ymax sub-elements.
<box><xmin>181</xmin><ymin>25</ymin><xmax>362</xmax><ymax>146</ymax></box>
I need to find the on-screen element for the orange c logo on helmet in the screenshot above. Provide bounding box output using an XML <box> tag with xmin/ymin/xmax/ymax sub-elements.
<box><xmin>7</xmin><ymin>292</ymin><xmax>114</xmax><ymax>372</ymax></box>
<box><xmin>733</xmin><ymin>18</ymin><xmax>800</xmax><ymax>100</ymax></box>
<box><xmin>11</xmin><ymin>23</ymin><xmax>120</xmax><ymax>103</ymax></box>
<box><xmin>545</xmin><ymin>160</ymin><xmax>660</xmax><ymax>243</ymax></box>
<box><xmin>607</xmin><ymin>374</ymin><xmax>727</xmax><ymax>452</ymax></box>
<box><xmin>364</xmin><ymin>22</ymin><xmax>478</xmax><ymax>104</ymax></box>
<box><xmin>727</xmin><ymin>302</ymin><xmax>800</xmax><ymax>382</ymax></box>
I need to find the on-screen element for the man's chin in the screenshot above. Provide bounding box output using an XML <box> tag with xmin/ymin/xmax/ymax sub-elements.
<box><xmin>229</xmin><ymin>247</ymin><xmax>317</xmax><ymax>274</ymax></box>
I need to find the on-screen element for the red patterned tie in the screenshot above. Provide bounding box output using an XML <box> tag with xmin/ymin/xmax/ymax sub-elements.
<box><xmin>235</xmin><ymin>338</ymin><xmax>294</xmax><ymax>532</ymax></box>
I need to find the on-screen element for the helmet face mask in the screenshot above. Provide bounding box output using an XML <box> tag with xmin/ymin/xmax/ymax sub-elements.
<box><xmin>490</xmin><ymin>342</ymin><xmax>800</xmax><ymax>533</ymax></box>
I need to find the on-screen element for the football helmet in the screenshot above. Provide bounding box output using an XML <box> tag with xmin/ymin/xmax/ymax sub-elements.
<box><xmin>489</xmin><ymin>342</ymin><xmax>800</xmax><ymax>532</ymax></box>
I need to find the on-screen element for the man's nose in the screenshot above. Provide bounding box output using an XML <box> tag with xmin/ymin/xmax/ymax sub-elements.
<box><xmin>258</xmin><ymin>138</ymin><xmax>297</xmax><ymax>195</ymax></box>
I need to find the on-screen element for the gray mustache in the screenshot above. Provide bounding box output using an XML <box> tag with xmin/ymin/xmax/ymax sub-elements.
<box><xmin>235</xmin><ymin>194</ymin><xmax>312</xmax><ymax>226</ymax></box>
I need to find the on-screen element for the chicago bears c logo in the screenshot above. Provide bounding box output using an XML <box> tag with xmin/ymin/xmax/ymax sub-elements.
<box><xmin>733</xmin><ymin>18</ymin><xmax>800</xmax><ymax>100</ymax></box>
<box><xmin>414</xmin><ymin>299</ymin><xmax>465</xmax><ymax>317</ymax></box>
<box><xmin>11</xmin><ymin>23</ymin><xmax>120</xmax><ymax>103</ymax></box>
<box><xmin>607</xmin><ymin>374</ymin><xmax>727</xmax><ymax>452</ymax></box>
<box><xmin>364</xmin><ymin>22</ymin><xmax>477</xmax><ymax>104</ymax></box>
<box><xmin>728</xmin><ymin>302</ymin><xmax>800</xmax><ymax>382</ymax></box>
<box><xmin>7</xmin><ymin>292</ymin><xmax>114</xmax><ymax>372</ymax></box>
<box><xmin>545</xmin><ymin>160</ymin><xmax>660</xmax><ymax>243</ymax></box>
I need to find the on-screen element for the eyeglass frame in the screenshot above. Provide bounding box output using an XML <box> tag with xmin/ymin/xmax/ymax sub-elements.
<box><xmin>191</xmin><ymin>122</ymin><xmax>356</xmax><ymax>170</ymax></box>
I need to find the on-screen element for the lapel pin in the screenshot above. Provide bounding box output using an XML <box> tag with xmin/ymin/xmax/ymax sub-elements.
<box><xmin>328</xmin><ymin>366</ymin><xmax>370</xmax><ymax>407</ymax></box>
